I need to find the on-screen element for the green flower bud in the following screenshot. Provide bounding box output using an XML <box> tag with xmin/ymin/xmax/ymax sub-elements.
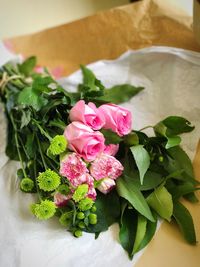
<box><xmin>72</xmin><ymin>184</ymin><xmax>89</xmax><ymax>202</ymax></box>
<box><xmin>34</xmin><ymin>200</ymin><xmax>56</xmax><ymax>220</ymax></box>
<box><xmin>77</xmin><ymin>212</ymin><xmax>85</xmax><ymax>220</ymax></box>
<box><xmin>20</xmin><ymin>178</ymin><xmax>34</xmax><ymax>192</ymax></box>
<box><xmin>48</xmin><ymin>135</ymin><xmax>67</xmax><ymax>156</ymax></box>
<box><xmin>78</xmin><ymin>197</ymin><xmax>94</xmax><ymax>211</ymax></box>
<box><xmin>59</xmin><ymin>212</ymin><xmax>72</xmax><ymax>227</ymax></box>
<box><xmin>57</xmin><ymin>184</ymin><xmax>70</xmax><ymax>195</ymax></box>
<box><xmin>74</xmin><ymin>230</ymin><xmax>82</xmax><ymax>238</ymax></box>
<box><xmin>88</xmin><ymin>213</ymin><xmax>97</xmax><ymax>225</ymax></box>
<box><xmin>91</xmin><ymin>205</ymin><xmax>97</xmax><ymax>212</ymax></box>
<box><xmin>37</xmin><ymin>169</ymin><xmax>61</xmax><ymax>192</ymax></box>
<box><xmin>78</xmin><ymin>222</ymin><xmax>85</xmax><ymax>229</ymax></box>
<box><xmin>124</xmin><ymin>133</ymin><xmax>139</xmax><ymax>146</ymax></box>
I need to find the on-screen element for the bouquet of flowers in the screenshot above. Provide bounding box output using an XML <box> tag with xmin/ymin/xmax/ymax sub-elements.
<box><xmin>0</xmin><ymin>57</ymin><xmax>198</xmax><ymax>259</ymax></box>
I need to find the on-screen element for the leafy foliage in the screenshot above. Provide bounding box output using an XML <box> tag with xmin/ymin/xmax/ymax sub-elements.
<box><xmin>0</xmin><ymin>57</ymin><xmax>198</xmax><ymax>260</ymax></box>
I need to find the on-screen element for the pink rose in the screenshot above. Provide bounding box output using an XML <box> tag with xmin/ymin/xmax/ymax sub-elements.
<box><xmin>54</xmin><ymin>192</ymin><xmax>72</xmax><ymax>207</ymax></box>
<box><xmin>97</xmin><ymin>178</ymin><xmax>116</xmax><ymax>194</ymax></box>
<box><xmin>69</xmin><ymin>100</ymin><xmax>105</xmax><ymax>130</ymax></box>
<box><xmin>64</xmin><ymin>122</ymin><xmax>105</xmax><ymax>161</ymax></box>
<box><xmin>60</xmin><ymin>153</ymin><xmax>89</xmax><ymax>186</ymax></box>
<box><xmin>104</xmin><ymin>144</ymin><xmax>119</xmax><ymax>156</ymax></box>
<box><xmin>90</xmin><ymin>153</ymin><xmax>124</xmax><ymax>180</ymax></box>
<box><xmin>99</xmin><ymin>104</ymin><xmax>132</xmax><ymax>136</ymax></box>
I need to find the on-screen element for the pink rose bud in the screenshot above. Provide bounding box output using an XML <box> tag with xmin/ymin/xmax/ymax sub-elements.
<box><xmin>104</xmin><ymin>144</ymin><xmax>119</xmax><ymax>156</ymax></box>
<box><xmin>97</xmin><ymin>178</ymin><xmax>116</xmax><ymax>194</ymax></box>
<box><xmin>90</xmin><ymin>153</ymin><xmax>124</xmax><ymax>180</ymax></box>
<box><xmin>64</xmin><ymin>122</ymin><xmax>105</xmax><ymax>161</ymax></box>
<box><xmin>60</xmin><ymin>153</ymin><xmax>89</xmax><ymax>186</ymax></box>
<box><xmin>99</xmin><ymin>104</ymin><xmax>132</xmax><ymax>136</ymax></box>
<box><xmin>54</xmin><ymin>192</ymin><xmax>71</xmax><ymax>207</ymax></box>
<box><xmin>69</xmin><ymin>100</ymin><xmax>105</xmax><ymax>130</ymax></box>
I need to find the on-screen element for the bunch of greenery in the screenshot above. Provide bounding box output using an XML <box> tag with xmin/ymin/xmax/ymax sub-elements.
<box><xmin>0</xmin><ymin>57</ymin><xmax>198</xmax><ymax>259</ymax></box>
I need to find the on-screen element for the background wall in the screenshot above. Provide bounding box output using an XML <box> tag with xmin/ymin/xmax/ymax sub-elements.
<box><xmin>0</xmin><ymin>0</ymin><xmax>193</xmax><ymax>39</ymax></box>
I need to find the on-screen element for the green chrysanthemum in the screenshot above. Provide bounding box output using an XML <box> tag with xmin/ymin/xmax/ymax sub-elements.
<box><xmin>78</xmin><ymin>197</ymin><xmax>94</xmax><ymax>211</ymax></box>
<box><xmin>20</xmin><ymin>178</ymin><xmax>34</xmax><ymax>192</ymax></box>
<box><xmin>30</xmin><ymin>203</ymin><xmax>37</xmax><ymax>214</ymax></box>
<box><xmin>37</xmin><ymin>169</ymin><xmax>61</xmax><ymax>192</ymax></box>
<box><xmin>48</xmin><ymin>135</ymin><xmax>67</xmax><ymax>156</ymax></box>
<box><xmin>57</xmin><ymin>184</ymin><xmax>70</xmax><ymax>195</ymax></box>
<box><xmin>34</xmin><ymin>200</ymin><xmax>56</xmax><ymax>220</ymax></box>
<box><xmin>72</xmin><ymin>184</ymin><xmax>88</xmax><ymax>202</ymax></box>
<box><xmin>59</xmin><ymin>211</ymin><xmax>73</xmax><ymax>227</ymax></box>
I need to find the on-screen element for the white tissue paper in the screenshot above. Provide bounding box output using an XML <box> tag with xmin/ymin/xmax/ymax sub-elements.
<box><xmin>0</xmin><ymin>44</ymin><xmax>200</xmax><ymax>267</ymax></box>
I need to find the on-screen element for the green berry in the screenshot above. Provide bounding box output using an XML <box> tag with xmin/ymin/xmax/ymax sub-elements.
<box><xmin>74</xmin><ymin>230</ymin><xmax>82</xmax><ymax>238</ymax></box>
<box><xmin>77</xmin><ymin>212</ymin><xmax>85</xmax><ymax>220</ymax></box>
<box><xmin>159</xmin><ymin>156</ymin><xmax>164</xmax><ymax>162</ymax></box>
<box><xmin>88</xmin><ymin>213</ymin><xmax>97</xmax><ymax>225</ymax></box>
<box><xmin>78</xmin><ymin>222</ymin><xmax>85</xmax><ymax>229</ymax></box>
<box><xmin>37</xmin><ymin>169</ymin><xmax>61</xmax><ymax>192</ymax></box>
<box><xmin>20</xmin><ymin>178</ymin><xmax>34</xmax><ymax>192</ymax></box>
<box><xmin>91</xmin><ymin>205</ymin><xmax>97</xmax><ymax>212</ymax></box>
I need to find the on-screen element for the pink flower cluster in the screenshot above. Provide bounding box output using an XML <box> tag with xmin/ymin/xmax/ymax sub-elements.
<box><xmin>55</xmin><ymin>100</ymin><xmax>132</xmax><ymax>206</ymax></box>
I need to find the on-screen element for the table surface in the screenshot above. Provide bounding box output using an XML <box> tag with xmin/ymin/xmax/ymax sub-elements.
<box><xmin>0</xmin><ymin>0</ymin><xmax>193</xmax><ymax>39</ymax></box>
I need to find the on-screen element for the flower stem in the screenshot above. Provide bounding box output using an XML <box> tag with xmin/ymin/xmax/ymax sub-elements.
<box><xmin>36</xmin><ymin>135</ymin><xmax>48</xmax><ymax>170</ymax></box>
<box><xmin>33</xmin><ymin>159</ymin><xmax>42</xmax><ymax>201</ymax></box>
<box><xmin>138</xmin><ymin>125</ymin><xmax>154</xmax><ymax>131</ymax></box>
<box><xmin>10</xmin><ymin>113</ymin><xmax>27</xmax><ymax>178</ymax></box>
<box><xmin>32</xmin><ymin>119</ymin><xmax>52</xmax><ymax>141</ymax></box>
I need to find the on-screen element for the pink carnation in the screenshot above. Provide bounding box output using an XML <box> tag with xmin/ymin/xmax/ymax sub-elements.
<box><xmin>97</xmin><ymin>178</ymin><xmax>116</xmax><ymax>194</ymax></box>
<box><xmin>54</xmin><ymin>192</ymin><xmax>72</xmax><ymax>207</ymax></box>
<box><xmin>60</xmin><ymin>153</ymin><xmax>89</xmax><ymax>186</ymax></box>
<box><xmin>90</xmin><ymin>153</ymin><xmax>124</xmax><ymax>180</ymax></box>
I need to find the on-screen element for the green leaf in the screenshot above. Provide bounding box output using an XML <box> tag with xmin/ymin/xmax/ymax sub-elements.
<box><xmin>116</xmin><ymin>175</ymin><xmax>155</xmax><ymax>222</ymax></box>
<box><xmin>167</xmin><ymin>146</ymin><xmax>194</xmax><ymax>178</ymax></box>
<box><xmin>165</xmin><ymin>135</ymin><xmax>181</xmax><ymax>149</ymax></box>
<box><xmin>129</xmin><ymin>171</ymin><xmax>164</xmax><ymax>191</ymax></box>
<box><xmin>97</xmin><ymin>84</ymin><xmax>144</xmax><ymax>104</ymax></box>
<box><xmin>169</xmin><ymin>182</ymin><xmax>198</xmax><ymax>200</ymax></box>
<box><xmin>119</xmin><ymin>207</ymin><xmax>137</xmax><ymax>259</ymax></box>
<box><xmin>80</xmin><ymin>65</ymin><xmax>96</xmax><ymax>90</ymax></box>
<box><xmin>101</xmin><ymin>129</ymin><xmax>122</xmax><ymax>144</ymax></box>
<box><xmin>173</xmin><ymin>201</ymin><xmax>196</xmax><ymax>244</ymax></box>
<box><xmin>154</xmin><ymin>116</ymin><xmax>194</xmax><ymax>149</ymax></box>
<box><xmin>18</xmin><ymin>86</ymin><xmax>48</xmax><ymax>111</ymax></box>
<box><xmin>136</xmin><ymin>212</ymin><xmax>158</xmax><ymax>252</ymax></box>
<box><xmin>32</xmin><ymin>76</ymin><xmax>55</xmax><ymax>92</ymax></box>
<box><xmin>133</xmin><ymin>215</ymin><xmax>147</xmax><ymax>254</ymax></box>
<box><xmin>130</xmin><ymin>145</ymin><xmax>150</xmax><ymax>184</ymax></box>
<box><xmin>86</xmin><ymin>191</ymin><xmax>120</xmax><ymax>233</ymax></box>
<box><xmin>147</xmin><ymin>186</ymin><xmax>173</xmax><ymax>221</ymax></box>
<box><xmin>163</xmin><ymin>116</ymin><xmax>195</xmax><ymax>136</ymax></box>
<box><xmin>20</xmin><ymin>110</ymin><xmax>31</xmax><ymax>129</ymax></box>
<box><xmin>18</xmin><ymin>56</ymin><xmax>37</xmax><ymax>76</ymax></box>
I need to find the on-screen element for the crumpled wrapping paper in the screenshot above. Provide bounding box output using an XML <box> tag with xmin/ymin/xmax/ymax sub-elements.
<box><xmin>5</xmin><ymin>0</ymin><xmax>200</xmax><ymax>76</ymax></box>
<box><xmin>0</xmin><ymin>46</ymin><xmax>200</xmax><ymax>267</ymax></box>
